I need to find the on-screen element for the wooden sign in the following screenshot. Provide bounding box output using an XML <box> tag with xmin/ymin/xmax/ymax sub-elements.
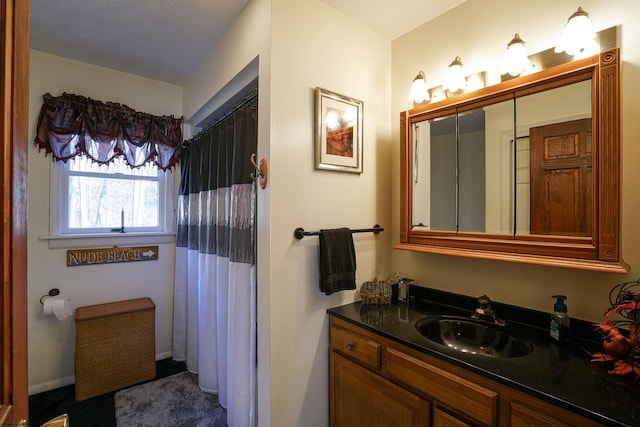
<box><xmin>67</xmin><ymin>245</ymin><xmax>158</xmax><ymax>267</ymax></box>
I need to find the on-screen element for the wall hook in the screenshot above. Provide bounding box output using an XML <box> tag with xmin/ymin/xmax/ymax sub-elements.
<box><xmin>250</xmin><ymin>153</ymin><xmax>268</xmax><ymax>189</ymax></box>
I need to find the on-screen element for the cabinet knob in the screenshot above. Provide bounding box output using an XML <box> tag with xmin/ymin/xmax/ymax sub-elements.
<box><xmin>346</xmin><ymin>344</ymin><xmax>354</xmax><ymax>351</ymax></box>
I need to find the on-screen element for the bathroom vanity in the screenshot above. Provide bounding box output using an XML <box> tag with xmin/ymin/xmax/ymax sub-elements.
<box><xmin>328</xmin><ymin>289</ymin><xmax>637</xmax><ymax>426</ymax></box>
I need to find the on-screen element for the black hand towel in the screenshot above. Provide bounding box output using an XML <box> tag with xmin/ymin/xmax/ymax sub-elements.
<box><xmin>319</xmin><ymin>228</ymin><xmax>356</xmax><ymax>295</ymax></box>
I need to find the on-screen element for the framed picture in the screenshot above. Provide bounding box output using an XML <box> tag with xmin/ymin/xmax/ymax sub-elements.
<box><xmin>315</xmin><ymin>87</ymin><xmax>363</xmax><ymax>173</ymax></box>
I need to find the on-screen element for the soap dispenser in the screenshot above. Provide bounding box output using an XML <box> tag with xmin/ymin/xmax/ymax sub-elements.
<box><xmin>550</xmin><ymin>295</ymin><xmax>570</xmax><ymax>343</ymax></box>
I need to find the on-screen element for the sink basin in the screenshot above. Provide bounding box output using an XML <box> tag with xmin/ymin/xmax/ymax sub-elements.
<box><xmin>415</xmin><ymin>316</ymin><xmax>534</xmax><ymax>358</ymax></box>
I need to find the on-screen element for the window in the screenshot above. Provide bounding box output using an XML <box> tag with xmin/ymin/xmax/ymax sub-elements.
<box><xmin>61</xmin><ymin>156</ymin><xmax>166</xmax><ymax>234</ymax></box>
<box><xmin>46</xmin><ymin>156</ymin><xmax>175</xmax><ymax>248</ymax></box>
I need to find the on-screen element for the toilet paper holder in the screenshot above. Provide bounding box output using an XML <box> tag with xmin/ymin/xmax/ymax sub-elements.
<box><xmin>40</xmin><ymin>288</ymin><xmax>60</xmax><ymax>304</ymax></box>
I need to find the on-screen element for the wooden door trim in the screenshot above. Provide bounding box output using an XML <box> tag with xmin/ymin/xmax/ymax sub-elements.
<box><xmin>1</xmin><ymin>0</ymin><xmax>29</xmax><ymax>422</ymax></box>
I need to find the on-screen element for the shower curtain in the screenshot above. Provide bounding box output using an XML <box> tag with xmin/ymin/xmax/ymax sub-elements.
<box><xmin>173</xmin><ymin>96</ymin><xmax>257</xmax><ymax>427</ymax></box>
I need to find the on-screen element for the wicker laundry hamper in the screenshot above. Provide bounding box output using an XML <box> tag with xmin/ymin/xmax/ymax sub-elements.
<box><xmin>74</xmin><ymin>297</ymin><xmax>156</xmax><ymax>401</ymax></box>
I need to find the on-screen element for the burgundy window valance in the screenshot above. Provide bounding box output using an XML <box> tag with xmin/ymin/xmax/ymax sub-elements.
<box><xmin>34</xmin><ymin>92</ymin><xmax>183</xmax><ymax>170</ymax></box>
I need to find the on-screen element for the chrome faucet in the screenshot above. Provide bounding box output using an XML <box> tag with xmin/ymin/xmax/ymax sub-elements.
<box><xmin>471</xmin><ymin>295</ymin><xmax>507</xmax><ymax>326</ymax></box>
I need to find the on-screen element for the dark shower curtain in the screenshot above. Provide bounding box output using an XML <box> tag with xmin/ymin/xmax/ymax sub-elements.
<box><xmin>173</xmin><ymin>95</ymin><xmax>258</xmax><ymax>427</ymax></box>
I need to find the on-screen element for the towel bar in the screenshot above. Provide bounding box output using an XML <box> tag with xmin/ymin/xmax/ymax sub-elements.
<box><xmin>294</xmin><ymin>224</ymin><xmax>383</xmax><ymax>240</ymax></box>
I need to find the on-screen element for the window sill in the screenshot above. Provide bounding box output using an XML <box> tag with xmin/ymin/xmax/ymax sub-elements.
<box><xmin>40</xmin><ymin>232</ymin><xmax>175</xmax><ymax>250</ymax></box>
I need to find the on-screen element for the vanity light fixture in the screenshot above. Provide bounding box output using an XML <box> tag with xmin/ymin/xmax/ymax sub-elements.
<box><xmin>408</xmin><ymin>71</ymin><xmax>430</xmax><ymax>104</ymax></box>
<box><xmin>499</xmin><ymin>33</ymin><xmax>531</xmax><ymax>77</ymax></box>
<box><xmin>554</xmin><ymin>7</ymin><xmax>596</xmax><ymax>56</ymax></box>
<box><xmin>442</xmin><ymin>56</ymin><xmax>467</xmax><ymax>94</ymax></box>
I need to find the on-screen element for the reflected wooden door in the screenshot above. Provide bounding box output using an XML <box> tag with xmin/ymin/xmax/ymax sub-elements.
<box><xmin>530</xmin><ymin>118</ymin><xmax>592</xmax><ymax>236</ymax></box>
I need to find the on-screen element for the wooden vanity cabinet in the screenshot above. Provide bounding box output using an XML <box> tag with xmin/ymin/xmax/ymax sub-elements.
<box><xmin>329</xmin><ymin>316</ymin><xmax>604</xmax><ymax>427</ymax></box>
<box><xmin>330</xmin><ymin>318</ymin><xmax>430</xmax><ymax>426</ymax></box>
<box><xmin>507</xmin><ymin>396</ymin><xmax>602</xmax><ymax>427</ymax></box>
<box><xmin>331</xmin><ymin>353</ymin><xmax>431</xmax><ymax>427</ymax></box>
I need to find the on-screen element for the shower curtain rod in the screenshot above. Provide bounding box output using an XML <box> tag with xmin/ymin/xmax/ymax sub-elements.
<box><xmin>186</xmin><ymin>88</ymin><xmax>258</xmax><ymax>144</ymax></box>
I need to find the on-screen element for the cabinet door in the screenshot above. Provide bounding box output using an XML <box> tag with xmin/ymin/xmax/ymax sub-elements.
<box><xmin>433</xmin><ymin>407</ymin><xmax>472</xmax><ymax>427</ymax></box>
<box><xmin>330</xmin><ymin>352</ymin><xmax>430</xmax><ymax>427</ymax></box>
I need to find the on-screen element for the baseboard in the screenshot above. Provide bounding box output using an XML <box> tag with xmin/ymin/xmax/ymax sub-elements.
<box><xmin>29</xmin><ymin>352</ymin><xmax>174</xmax><ymax>396</ymax></box>
<box><xmin>156</xmin><ymin>351</ymin><xmax>172</xmax><ymax>361</ymax></box>
<box><xmin>29</xmin><ymin>375</ymin><xmax>74</xmax><ymax>396</ymax></box>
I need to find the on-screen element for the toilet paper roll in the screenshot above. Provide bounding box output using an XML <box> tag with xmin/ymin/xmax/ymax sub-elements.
<box><xmin>42</xmin><ymin>294</ymin><xmax>73</xmax><ymax>320</ymax></box>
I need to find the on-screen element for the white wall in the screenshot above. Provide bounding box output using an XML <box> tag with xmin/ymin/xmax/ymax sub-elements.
<box><xmin>183</xmin><ymin>0</ymin><xmax>391</xmax><ymax>425</ymax></box>
<box><xmin>391</xmin><ymin>0</ymin><xmax>640</xmax><ymax>322</ymax></box>
<box><xmin>268</xmin><ymin>0</ymin><xmax>391</xmax><ymax>425</ymax></box>
<box><xmin>27</xmin><ymin>50</ymin><xmax>183</xmax><ymax>394</ymax></box>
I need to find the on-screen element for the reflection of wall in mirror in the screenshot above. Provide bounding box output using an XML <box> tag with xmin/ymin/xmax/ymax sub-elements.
<box><xmin>412</xmin><ymin>121</ymin><xmax>431</xmax><ymax>229</ymax></box>
<box><xmin>412</xmin><ymin>117</ymin><xmax>459</xmax><ymax>231</ymax></box>
<box><xmin>514</xmin><ymin>136</ymin><xmax>530</xmax><ymax>235</ymax></box>
<box><xmin>458</xmin><ymin>110</ymin><xmax>486</xmax><ymax>232</ymax></box>
<box><xmin>429</xmin><ymin>117</ymin><xmax>457</xmax><ymax>231</ymax></box>
<box><xmin>484</xmin><ymin>100</ymin><xmax>514</xmax><ymax>234</ymax></box>
<box><xmin>413</xmin><ymin>113</ymin><xmax>486</xmax><ymax>233</ymax></box>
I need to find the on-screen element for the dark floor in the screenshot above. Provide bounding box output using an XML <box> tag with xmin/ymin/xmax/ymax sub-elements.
<box><xmin>28</xmin><ymin>358</ymin><xmax>186</xmax><ymax>427</ymax></box>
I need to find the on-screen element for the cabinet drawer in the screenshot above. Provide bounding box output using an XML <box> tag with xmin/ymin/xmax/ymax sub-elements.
<box><xmin>330</xmin><ymin>324</ymin><xmax>381</xmax><ymax>370</ymax></box>
<box><xmin>384</xmin><ymin>346</ymin><xmax>498</xmax><ymax>426</ymax></box>
<box><xmin>510</xmin><ymin>399</ymin><xmax>604</xmax><ymax>427</ymax></box>
<box><xmin>510</xmin><ymin>401</ymin><xmax>560</xmax><ymax>427</ymax></box>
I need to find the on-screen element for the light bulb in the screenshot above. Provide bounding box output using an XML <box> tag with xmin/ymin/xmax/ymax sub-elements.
<box><xmin>442</xmin><ymin>56</ymin><xmax>466</xmax><ymax>93</ymax></box>
<box><xmin>408</xmin><ymin>71</ymin><xmax>429</xmax><ymax>103</ymax></box>
<box><xmin>500</xmin><ymin>34</ymin><xmax>530</xmax><ymax>77</ymax></box>
<box><xmin>555</xmin><ymin>7</ymin><xmax>596</xmax><ymax>56</ymax></box>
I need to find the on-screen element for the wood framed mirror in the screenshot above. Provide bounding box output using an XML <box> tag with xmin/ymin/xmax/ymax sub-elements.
<box><xmin>398</xmin><ymin>48</ymin><xmax>627</xmax><ymax>273</ymax></box>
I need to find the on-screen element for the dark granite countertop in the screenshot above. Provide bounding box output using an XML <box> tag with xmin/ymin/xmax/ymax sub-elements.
<box><xmin>327</xmin><ymin>286</ymin><xmax>640</xmax><ymax>426</ymax></box>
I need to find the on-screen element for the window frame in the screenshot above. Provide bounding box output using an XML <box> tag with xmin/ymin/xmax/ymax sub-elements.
<box><xmin>44</xmin><ymin>160</ymin><xmax>176</xmax><ymax>250</ymax></box>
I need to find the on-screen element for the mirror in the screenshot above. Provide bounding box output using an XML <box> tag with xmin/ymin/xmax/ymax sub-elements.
<box><xmin>411</xmin><ymin>99</ymin><xmax>515</xmax><ymax>234</ymax></box>
<box><xmin>412</xmin><ymin>80</ymin><xmax>592</xmax><ymax>236</ymax></box>
<box><xmin>515</xmin><ymin>80</ymin><xmax>592</xmax><ymax>237</ymax></box>
<box><xmin>399</xmin><ymin>49</ymin><xmax>627</xmax><ymax>273</ymax></box>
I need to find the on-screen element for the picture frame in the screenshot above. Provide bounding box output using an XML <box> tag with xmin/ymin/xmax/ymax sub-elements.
<box><xmin>315</xmin><ymin>87</ymin><xmax>363</xmax><ymax>173</ymax></box>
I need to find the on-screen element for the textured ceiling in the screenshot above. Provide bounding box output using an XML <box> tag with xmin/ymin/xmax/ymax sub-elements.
<box><xmin>320</xmin><ymin>0</ymin><xmax>466</xmax><ymax>39</ymax></box>
<box><xmin>30</xmin><ymin>0</ymin><xmax>466</xmax><ymax>85</ymax></box>
<box><xmin>30</xmin><ymin>0</ymin><xmax>252</xmax><ymax>85</ymax></box>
